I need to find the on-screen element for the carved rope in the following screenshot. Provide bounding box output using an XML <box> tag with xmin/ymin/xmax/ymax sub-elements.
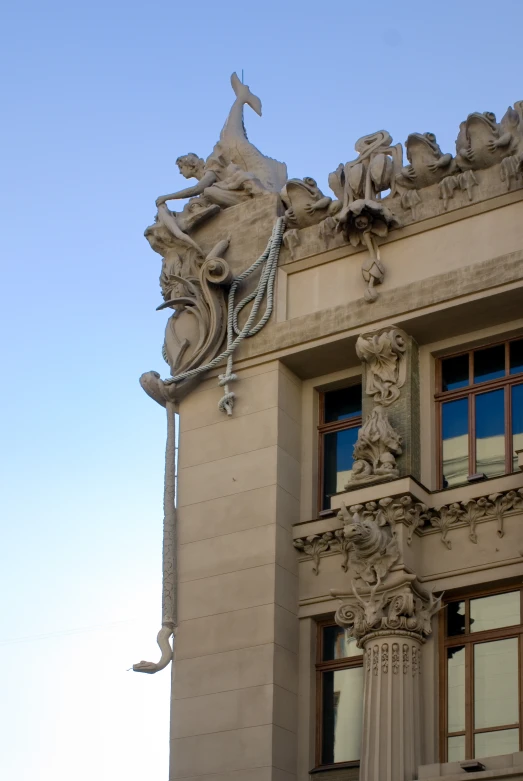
<box><xmin>133</xmin><ymin>401</ymin><xmax>177</xmax><ymax>673</ymax></box>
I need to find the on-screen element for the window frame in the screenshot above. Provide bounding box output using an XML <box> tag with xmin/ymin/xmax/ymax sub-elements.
<box><xmin>435</xmin><ymin>337</ymin><xmax>523</xmax><ymax>488</ymax></box>
<box><xmin>317</xmin><ymin>384</ymin><xmax>362</xmax><ymax>513</ymax></box>
<box><xmin>315</xmin><ymin>618</ymin><xmax>363</xmax><ymax>771</ymax></box>
<box><xmin>439</xmin><ymin>583</ymin><xmax>523</xmax><ymax>762</ymax></box>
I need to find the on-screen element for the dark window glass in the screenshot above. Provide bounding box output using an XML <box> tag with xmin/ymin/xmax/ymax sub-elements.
<box><xmin>475</xmin><ymin>389</ymin><xmax>505</xmax><ymax>477</ymax></box>
<box><xmin>442</xmin><ymin>398</ymin><xmax>469</xmax><ymax>487</ymax></box>
<box><xmin>321</xmin><ymin>667</ymin><xmax>364</xmax><ymax>764</ymax></box>
<box><xmin>323</xmin><ymin>626</ymin><xmax>361</xmax><ymax>661</ymax></box>
<box><xmin>474</xmin><ymin>345</ymin><xmax>505</xmax><ymax>384</ymax></box>
<box><xmin>447</xmin><ymin>600</ymin><xmax>466</xmax><ymax>636</ymax></box>
<box><xmin>324</xmin><ymin>385</ymin><xmax>362</xmax><ymax>423</ymax></box>
<box><xmin>510</xmin><ymin>340</ymin><xmax>523</xmax><ymax>375</ymax></box>
<box><xmin>442</xmin><ymin>354</ymin><xmax>469</xmax><ymax>391</ymax></box>
<box><xmin>323</xmin><ymin>427</ymin><xmax>360</xmax><ymax>508</ymax></box>
<box><xmin>512</xmin><ymin>384</ymin><xmax>523</xmax><ymax>471</ymax></box>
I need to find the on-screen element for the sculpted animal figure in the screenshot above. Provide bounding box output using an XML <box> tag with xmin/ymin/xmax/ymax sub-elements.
<box><xmin>340</xmin><ymin>505</ymin><xmax>400</xmax><ymax>584</ymax></box>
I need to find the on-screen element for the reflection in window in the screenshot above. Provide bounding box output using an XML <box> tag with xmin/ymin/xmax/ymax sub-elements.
<box><xmin>319</xmin><ymin>385</ymin><xmax>362</xmax><ymax>510</ymax></box>
<box><xmin>474</xmin><ymin>345</ymin><xmax>505</xmax><ymax>383</ymax></box>
<box><xmin>470</xmin><ymin>592</ymin><xmax>520</xmax><ymax>633</ymax></box>
<box><xmin>322</xmin><ymin>667</ymin><xmax>364</xmax><ymax>764</ymax></box>
<box><xmin>324</xmin><ymin>385</ymin><xmax>362</xmax><ymax>423</ymax></box>
<box><xmin>475</xmin><ymin>389</ymin><xmax>505</xmax><ymax>477</ymax></box>
<box><xmin>475</xmin><ymin>729</ymin><xmax>520</xmax><ymax>760</ymax></box>
<box><xmin>323</xmin><ymin>625</ymin><xmax>361</xmax><ymax>660</ymax></box>
<box><xmin>512</xmin><ymin>384</ymin><xmax>523</xmax><ymax>471</ymax></box>
<box><xmin>442</xmin><ymin>354</ymin><xmax>469</xmax><ymax>391</ymax></box>
<box><xmin>317</xmin><ymin>622</ymin><xmax>363</xmax><ymax>769</ymax></box>
<box><xmin>510</xmin><ymin>340</ymin><xmax>523</xmax><ymax>375</ymax></box>
<box><xmin>437</xmin><ymin>340</ymin><xmax>523</xmax><ymax>487</ymax></box>
<box><xmin>474</xmin><ymin>639</ymin><xmax>519</xmax><ymax>729</ymax></box>
<box><xmin>323</xmin><ymin>428</ymin><xmax>360</xmax><ymax>508</ymax></box>
<box><xmin>447</xmin><ymin>735</ymin><xmax>466</xmax><ymax>762</ymax></box>
<box><xmin>447</xmin><ymin>646</ymin><xmax>465</xmax><ymax>733</ymax></box>
<box><xmin>447</xmin><ymin>601</ymin><xmax>466</xmax><ymax>636</ymax></box>
<box><xmin>442</xmin><ymin>398</ymin><xmax>469</xmax><ymax>486</ymax></box>
<box><xmin>444</xmin><ymin>590</ymin><xmax>523</xmax><ymax>762</ymax></box>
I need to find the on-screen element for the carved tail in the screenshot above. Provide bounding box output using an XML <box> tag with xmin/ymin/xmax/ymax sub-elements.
<box><xmin>133</xmin><ymin>401</ymin><xmax>177</xmax><ymax>674</ymax></box>
<box><xmin>230</xmin><ymin>72</ymin><xmax>262</xmax><ymax>116</ymax></box>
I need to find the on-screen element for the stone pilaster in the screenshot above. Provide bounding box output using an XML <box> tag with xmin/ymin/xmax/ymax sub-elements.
<box><xmin>360</xmin><ymin>631</ymin><xmax>423</xmax><ymax>781</ymax></box>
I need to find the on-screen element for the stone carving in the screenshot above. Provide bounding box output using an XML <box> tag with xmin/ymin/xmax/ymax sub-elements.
<box><xmin>396</xmin><ymin>132</ymin><xmax>456</xmax><ymax>215</ymax></box>
<box><xmin>293</xmin><ymin>532</ymin><xmax>333</xmax><ymax>575</ymax></box>
<box><xmin>351</xmin><ymin>405</ymin><xmax>402</xmax><ymax>483</ymax></box>
<box><xmin>330</xmin><ymin>131</ymin><xmax>402</xmax><ymax>302</ymax></box>
<box><xmin>281</xmin><ymin>177</ymin><xmax>339</xmax><ymax>229</ymax></box>
<box><xmin>293</xmin><ymin>488</ymin><xmax>523</xmax><ymax>573</ymax></box>
<box><xmin>381</xmin><ymin>642</ymin><xmax>389</xmax><ymax>673</ymax></box>
<box><xmin>336</xmin><ymin>501</ymin><xmax>400</xmax><ymax>585</ymax></box>
<box><xmin>392</xmin><ymin>642</ymin><xmax>400</xmax><ymax>673</ymax></box>
<box><xmin>140</xmin><ymin>236</ymin><xmax>233</xmax><ymax>406</ymax></box>
<box><xmin>357</xmin><ymin>327</ymin><xmax>407</xmax><ymax>406</ymax></box>
<box><xmin>155</xmin><ymin>74</ymin><xmax>286</xmax><ymax>243</ymax></box>
<box><xmin>335</xmin><ymin>582</ymin><xmax>442</xmax><ymax>645</ymax></box>
<box><xmin>141</xmin><ymin>217</ymin><xmax>285</xmax><ymax>410</ymax></box>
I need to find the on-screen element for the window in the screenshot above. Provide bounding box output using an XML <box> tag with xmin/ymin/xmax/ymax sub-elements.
<box><xmin>436</xmin><ymin>339</ymin><xmax>523</xmax><ymax>488</ymax></box>
<box><xmin>316</xmin><ymin>621</ymin><xmax>364</xmax><ymax>770</ymax></box>
<box><xmin>318</xmin><ymin>384</ymin><xmax>362</xmax><ymax>510</ymax></box>
<box><xmin>442</xmin><ymin>587</ymin><xmax>523</xmax><ymax>762</ymax></box>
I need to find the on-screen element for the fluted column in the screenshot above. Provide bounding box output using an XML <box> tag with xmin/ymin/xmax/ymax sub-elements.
<box><xmin>360</xmin><ymin>631</ymin><xmax>423</xmax><ymax>781</ymax></box>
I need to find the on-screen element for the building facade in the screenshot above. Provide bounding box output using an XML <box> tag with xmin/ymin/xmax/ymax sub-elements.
<box><xmin>134</xmin><ymin>76</ymin><xmax>523</xmax><ymax>781</ymax></box>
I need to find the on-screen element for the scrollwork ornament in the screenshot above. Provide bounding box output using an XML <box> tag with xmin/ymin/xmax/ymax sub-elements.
<box><xmin>356</xmin><ymin>327</ymin><xmax>407</xmax><ymax>406</ymax></box>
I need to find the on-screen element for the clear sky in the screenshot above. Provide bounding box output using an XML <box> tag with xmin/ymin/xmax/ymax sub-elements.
<box><xmin>1</xmin><ymin>1</ymin><xmax>523</xmax><ymax>779</ymax></box>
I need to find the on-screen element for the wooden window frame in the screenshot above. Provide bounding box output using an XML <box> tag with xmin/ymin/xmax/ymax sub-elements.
<box><xmin>439</xmin><ymin>583</ymin><xmax>523</xmax><ymax>762</ymax></box>
<box><xmin>315</xmin><ymin>618</ymin><xmax>363</xmax><ymax>772</ymax></box>
<box><xmin>435</xmin><ymin>337</ymin><xmax>523</xmax><ymax>488</ymax></box>
<box><xmin>317</xmin><ymin>384</ymin><xmax>362</xmax><ymax>513</ymax></box>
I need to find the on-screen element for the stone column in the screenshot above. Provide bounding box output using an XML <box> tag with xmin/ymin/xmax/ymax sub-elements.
<box><xmin>335</xmin><ymin>577</ymin><xmax>441</xmax><ymax>781</ymax></box>
<box><xmin>360</xmin><ymin>631</ymin><xmax>424</xmax><ymax>781</ymax></box>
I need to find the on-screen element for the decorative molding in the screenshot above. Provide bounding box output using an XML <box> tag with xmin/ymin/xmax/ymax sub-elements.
<box><xmin>356</xmin><ymin>327</ymin><xmax>407</xmax><ymax>406</ymax></box>
<box><xmin>392</xmin><ymin>642</ymin><xmax>400</xmax><ymax>674</ymax></box>
<box><xmin>293</xmin><ymin>532</ymin><xmax>333</xmax><ymax>575</ymax></box>
<box><xmin>293</xmin><ymin>487</ymin><xmax>523</xmax><ymax>573</ymax></box>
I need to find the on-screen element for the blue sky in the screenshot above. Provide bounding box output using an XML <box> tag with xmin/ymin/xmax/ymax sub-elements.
<box><xmin>1</xmin><ymin>1</ymin><xmax>523</xmax><ymax>779</ymax></box>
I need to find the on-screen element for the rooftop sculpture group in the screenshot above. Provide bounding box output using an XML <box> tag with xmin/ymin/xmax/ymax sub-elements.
<box><xmin>141</xmin><ymin>74</ymin><xmax>523</xmax><ymax>417</ymax></box>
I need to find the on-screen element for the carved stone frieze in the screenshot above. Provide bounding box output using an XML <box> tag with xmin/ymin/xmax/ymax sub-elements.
<box><xmin>293</xmin><ymin>487</ymin><xmax>523</xmax><ymax>573</ymax></box>
<box><xmin>356</xmin><ymin>327</ymin><xmax>407</xmax><ymax>406</ymax></box>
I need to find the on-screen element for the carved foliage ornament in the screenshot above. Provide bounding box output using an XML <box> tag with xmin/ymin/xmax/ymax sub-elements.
<box><xmin>293</xmin><ymin>488</ymin><xmax>523</xmax><ymax>574</ymax></box>
<box><xmin>357</xmin><ymin>328</ymin><xmax>407</xmax><ymax>406</ymax></box>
